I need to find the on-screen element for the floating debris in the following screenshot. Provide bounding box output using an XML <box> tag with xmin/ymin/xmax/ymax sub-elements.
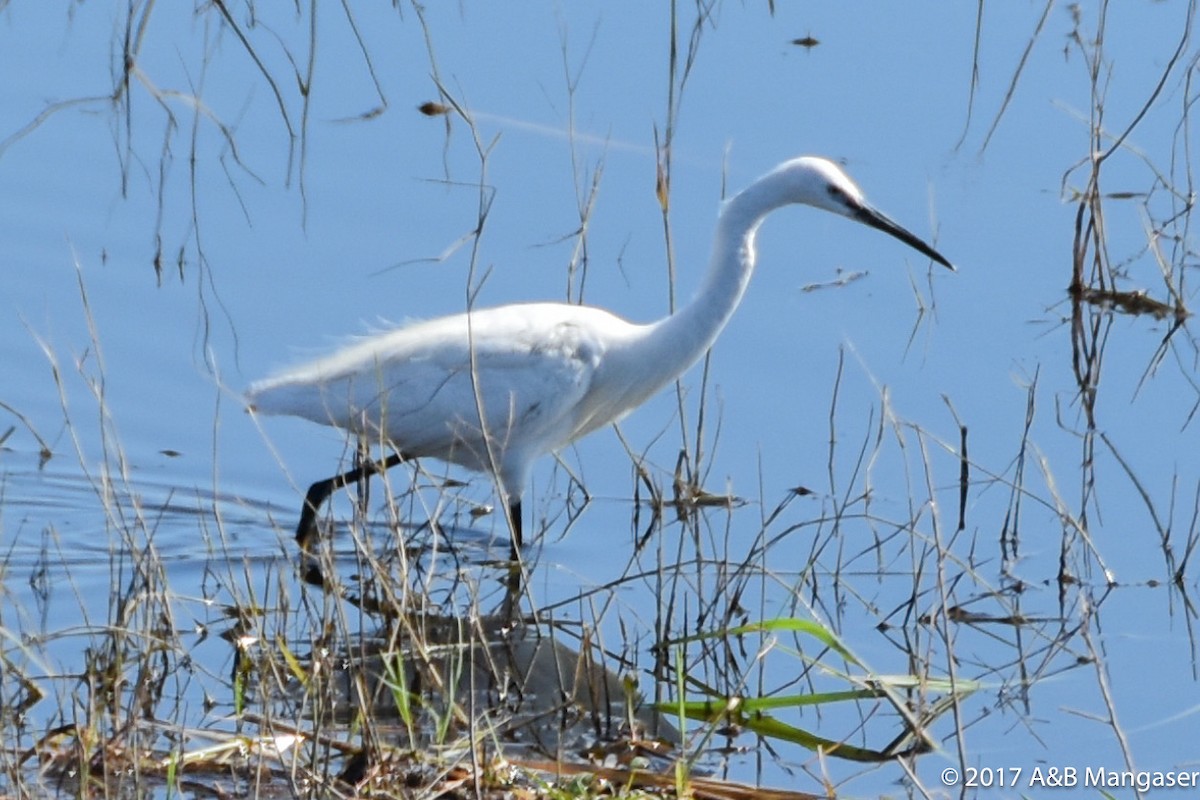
<box><xmin>417</xmin><ymin>101</ymin><xmax>451</xmax><ymax>117</ymax></box>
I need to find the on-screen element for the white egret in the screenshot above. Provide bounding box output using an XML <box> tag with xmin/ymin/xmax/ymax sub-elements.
<box><xmin>247</xmin><ymin>156</ymin><xmax>953</xmax><ymax>559</ymax></box>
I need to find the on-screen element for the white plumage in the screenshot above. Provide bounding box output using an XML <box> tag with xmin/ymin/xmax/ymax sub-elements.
<box><xmin>247</xmin><ymin>156</ymin><xmax>953</xmax><ymax>557</ymax></box>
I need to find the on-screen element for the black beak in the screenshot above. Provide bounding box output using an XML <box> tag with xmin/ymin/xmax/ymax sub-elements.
<box><xmin>855</xmin><ymin>204</ymin><xmax>955</xmax><ymax>271</ymax></box>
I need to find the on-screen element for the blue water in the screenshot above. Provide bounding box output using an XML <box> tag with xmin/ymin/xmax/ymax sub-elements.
<box><xmin>2</xmin><ymin>3</ymin><xmax>1198</xmax><ymax>797</ymax></box>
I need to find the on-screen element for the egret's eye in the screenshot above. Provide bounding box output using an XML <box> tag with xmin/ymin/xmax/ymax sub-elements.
<box><xmin>826</xmin><ymin>184</ymin><xmax>851</xmax><ymax>205</ymax></box>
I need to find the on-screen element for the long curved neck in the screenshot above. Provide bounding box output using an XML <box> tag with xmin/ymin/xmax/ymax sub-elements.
<box><xmin>639</xmin><ymin>173</ymin><xmax>790</xmax><ymax>384</ymax></box>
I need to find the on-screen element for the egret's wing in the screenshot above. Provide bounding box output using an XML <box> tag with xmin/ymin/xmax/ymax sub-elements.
<box><xmin>248</xmin><ymin>304</ymin><xmax>614</xmax><ymax>477</ymax></box>
<box><xmin>381</xmin><ymin>317</ymin><xmax>602</xmax><ymax>453</ymax></box>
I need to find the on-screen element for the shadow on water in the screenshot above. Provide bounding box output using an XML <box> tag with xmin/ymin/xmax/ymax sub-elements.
<box><xmin>0</xmin><ymin>452</ymin><xmax>717</xmax><ymax>798</ymax></box>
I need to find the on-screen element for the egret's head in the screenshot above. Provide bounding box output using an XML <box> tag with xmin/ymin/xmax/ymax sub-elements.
<box><xmin>764</xmin><ymin>156</ymin><xmax>955</xmax><ymax>271</ymax></box>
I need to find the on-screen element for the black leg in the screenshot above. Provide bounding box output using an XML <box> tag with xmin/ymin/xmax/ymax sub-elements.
<box><xmin>507</xmin><ymin>498</ymin><xmax>523</xmax><ymax>561</ymax></box>
<box><xmin>501</xmin><ymin>499</ymin><xmax>525</xmax><ymax>620</ymax></box>
<box><xmin>296</xmin><ymin>451</ymin><xmax>406</xmax><ymax>551</ymax></box>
